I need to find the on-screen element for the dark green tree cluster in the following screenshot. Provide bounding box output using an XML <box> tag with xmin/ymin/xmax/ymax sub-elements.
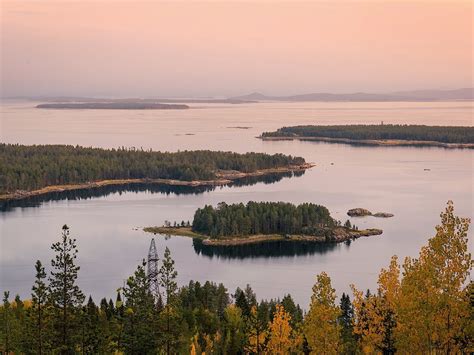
<box><xmin>262</xmin><ymin>124</ymin><xmax>474</xmax><ymax>143</ymax></box>
<box><xmin>192</xmin><ymin>201</ymin><xmax>336</xmax><ymax>238</ymax></box>
<box><xmin>0</xmin><ymin>144</ymin><xmax>305</xmax><ymax>193</ymax></box>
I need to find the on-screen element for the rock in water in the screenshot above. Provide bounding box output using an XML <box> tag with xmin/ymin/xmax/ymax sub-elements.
<box><xmin>373</xmin><ymin>212</ymin><xmax>394</xmax><ymax>218</ymax></box>
<box><xmin>347</xmin><ymin>208</ymin><xmax>372</xmax><ymax>217</ymax></box>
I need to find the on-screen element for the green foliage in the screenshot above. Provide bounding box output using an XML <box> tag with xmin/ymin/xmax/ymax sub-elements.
<box><xmin>157</xmin><ymin>247</ymin><xmax>186</xmax><ymax>354</ymax></box>
<box><xmin>30</xmin><ymin>260</ymin><xmax>51</xmax><ymax>354</ymax></box>
<box><xmin>339</xmin><ymin>293</ymin><xmax>358</xmax><ymax>354</ymax></box>
<box><xmin>48</xmin><ymin>224</ymin><xmax>85</xmax><ymax>353</ymax></box>
<box><xmin>1</xmin><ymin>292</ymin><xmax>12</xmax><ymax>354</ymax></box>
<box><xmin>192</xmin><ymin>201</ymin><xmax>336</xmax><ymax>238</ymax></box>
<box><xmin>0</xmin><ymin>144</ymin><xmax>305</xmax><ymax>193</ymax></box>
<box><xmin>262</xmin><ymin>124</ymin><xmax>474</xmax><ymax>143</ymax></box>
<box><xmin>122</xmin><ymin>260</ymin><xmax>156</xmax><ymax>354</ymax></box>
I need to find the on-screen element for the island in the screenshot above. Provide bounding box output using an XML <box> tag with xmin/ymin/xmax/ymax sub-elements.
<box><xmin>145</xmin><ymin>201</ymin><xmax>383</xmax><ymax>246</ymax></box>
<box><xmin>0</xmin><ymin>144</ymin><xmax>313</xmax><ymax>201</ymax></box>
<box><xmin>260</xmin><ymin>124</ymin><xmax>474</xmax><ymax>148</ymax></box>
<box><xmin>36</xmin><ymin>102</ymin><xmax>189</xmax><ymax>110</ymax></box>
<box><xmin>347</xmin><ymin>208</ymin><xmax>394</xmax><ymax>218</ymax></box>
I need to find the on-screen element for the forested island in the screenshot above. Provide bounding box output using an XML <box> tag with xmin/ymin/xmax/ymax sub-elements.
<box><xmin>1</xmin><ymin>202</ymin><xmax>471</xmax><ymax>354</ymax></box>
<box><xmin>145</xmin><ymin>201</ymin><xmax>382</xmax><ymax>246</ymax></box>
<box><xmin>0</xmin><ymin>144</ymin><xmax>311</xmax><ymax>201</ymax></box>
<box><xmin>36</xmin><ymin>102</ymin><xmax>190</xmax><ymax>110</ymax></box>
<box><xmin>260</xmin><ymin>124</ymin><xmax>474</xmax><ymax>148</ymax></box>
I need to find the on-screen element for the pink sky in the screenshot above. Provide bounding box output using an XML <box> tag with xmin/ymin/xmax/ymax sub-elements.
<box><xmin>1</xmin><ymin>1</ymin><xmax>472</xmax><ymax>97</ymax></box>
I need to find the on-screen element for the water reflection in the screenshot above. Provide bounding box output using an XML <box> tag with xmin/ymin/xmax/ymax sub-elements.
<box><xmin>192</xmin><ymin>238</ymin><xmax>348</xmax><ymax>259</ymax></box>
<box><xmin>0</xmin><ymin>171</ymin><xmax>303</xmax><ymax>212</ymax></box>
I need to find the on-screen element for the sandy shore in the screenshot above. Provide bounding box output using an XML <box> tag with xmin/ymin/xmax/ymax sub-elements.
<box><xmin>259</xmin><ymin>136</ymin><xmax>474</xmax><ymax>149</ymax></box>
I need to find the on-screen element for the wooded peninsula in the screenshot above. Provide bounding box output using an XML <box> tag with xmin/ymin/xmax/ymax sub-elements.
<box><xmin>0</xmin><ymin>144</ymin><xmax>310</xmax><ymax>201</ymax></box>
<box><xmin>260</xmin><ymin>124</ymin><xmax>474</xmax><ymax>148</ymax></box>
<box><xmin>145</xmin><ymin>201</ymin><xmax>382</xmax><ymax>246</ymax></box>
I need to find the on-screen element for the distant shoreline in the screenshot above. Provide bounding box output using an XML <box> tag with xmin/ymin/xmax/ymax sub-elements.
<box><xmin>259</xmin><ymin>136</ymin><xmax>474</xmax><ymax>149</ymax></box>
<box><xmin>0</xmin><ymin>163</ymin><xmax>314</xmax><ymax>202</ymax></box>
<box><xmin>143</xmin><ymin>226</ymin><xmax>383</xmax><ymax>246</ymax></box>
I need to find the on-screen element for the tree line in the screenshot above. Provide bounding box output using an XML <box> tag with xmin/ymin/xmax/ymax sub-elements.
<box><xmin>1</xmin><ymin>202</ymin><xmax>472</xmax><ymax>354</ymax></box>
<box><xmin>192</xmin><ymin>202</ymin><xmax>337</xmax><ymax>238</ymax></box>
<box><xmin>262</xmin><ymin>124</ymin><xmax>474</xmax><ymax>144</ymax></box>
<box><xmin>0</xmin><ymin>144</ymin><xmax>305</xmax><ymax>194</ymax></box>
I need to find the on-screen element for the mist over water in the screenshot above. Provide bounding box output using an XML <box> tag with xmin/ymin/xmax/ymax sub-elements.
<box><xmin>1</xmin><ymin>101</ymin><xmax>472</xmax><ymax>307</ymax></box>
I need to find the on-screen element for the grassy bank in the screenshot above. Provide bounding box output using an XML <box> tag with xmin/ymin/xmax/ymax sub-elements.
<box><xmin>143</xmin><ymin>226</ymin><xmax>383</xmax><ymax>246</ymax></box>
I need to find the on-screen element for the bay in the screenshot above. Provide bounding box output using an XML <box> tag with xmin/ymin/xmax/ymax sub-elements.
<box><xmin>1</xmin><ymin>100</ymin><xmax>472</xmax><ymax>307</ymax></box>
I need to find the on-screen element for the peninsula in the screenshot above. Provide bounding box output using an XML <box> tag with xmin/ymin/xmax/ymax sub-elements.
<box><xmin>144</xmin><ymin>201</ymin><xmax>382</xmax><ymax>246</ymax></box>
<box><xmin>260</xmin><ymin>124</ymin><xmax>474</xmax><ymax>148</ymax></box>
<box><xmin>0</xmin><ymin>144</ymin><xmax>312</xmax><ymax>201</ymax></box>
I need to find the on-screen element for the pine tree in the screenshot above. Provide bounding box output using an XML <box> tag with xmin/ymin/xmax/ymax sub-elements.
<box><xmin>49</xmin><ymin>225</ymin><xmax>85</xmax><ymax>353</ymax></box>
<box><xmin>221</xmin><ymin>305</ymin><xmax>245</xmax><ymax>354</ymax></box>
<box><xmin>122</xmin><ymin>260</ymin><xmax>156</xmax><ymax>354</ymax></box>
<box><xmin>158</xmin><ymin>247</ymin><xmax>183</xmax><ymax>354</ymax></box>
<box><xmin>244</xmin><ymin>305</ymin><xmax>268</xmax><ymax>354</ymax></box>
<box><xmin>111</xmin><ymin>290</ymin><xmax>125</xmax><ymax>353</ymax></box>
<box><xmin>31</xmin><ymin>260</ymin><xmax>50</xmax><ymax>354</ymax></box>
<box><xmin>304</xmin><ymin>272</ymin><xmax>341</xmax><ymax>354</ymax></box>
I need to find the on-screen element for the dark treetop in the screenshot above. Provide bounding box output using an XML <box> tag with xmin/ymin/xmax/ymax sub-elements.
<box><xmin>192</xmin><ymin>201</ymin><xmax>336</xmax><ymax>238</ymax></box>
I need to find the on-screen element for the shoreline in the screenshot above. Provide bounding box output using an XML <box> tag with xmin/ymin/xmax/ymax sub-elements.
<box><xmin>143</xmin><ymin>226</ymin><xmax>383</xmax><ymax>246</ymax></box>
<box><xmin>0</xmin><ymin>163</ymin><xmax>314</xmax><ymax>202</ymax></box>
<box><xmin>259</xmin><ymin>136</ymin><xmax>474</xmax><ymax>149</ymax></box>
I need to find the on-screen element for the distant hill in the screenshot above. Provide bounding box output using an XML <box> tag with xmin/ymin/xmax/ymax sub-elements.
<box><xmin>390</xmin><ymin>88</ymin><xmax>474</xmax><ymax>101</ymax></box>
<box><xmin>230</xmin><ymin>88</ymin><xmax>474</xmax><ymax>102</ymax></box>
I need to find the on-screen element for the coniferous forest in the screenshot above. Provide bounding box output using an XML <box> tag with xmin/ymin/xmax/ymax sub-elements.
<box><xmin>261</xmin><ymin>124</ymin><xmax>474</xmax><ymax>144</ymax></box>
<box><xmin>192</xmin><ymin>202</ymin><xmax>336</xmax><ymax>238</ymax></box>
<box><xmin>1</xmin><ymin>202</ymin><xmax>472</xmax><ymax>354</ymax></box>
<box><xmin>0</xmin><ymin>144</ymin><xmax>305</xmax><ymax>194</ymax></box>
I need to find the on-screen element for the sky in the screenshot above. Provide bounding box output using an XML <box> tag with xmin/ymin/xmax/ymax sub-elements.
<box><xmin>1</xmin><ymin>1</ymin><xmax>472</xmax><ymax>98</ymax></box>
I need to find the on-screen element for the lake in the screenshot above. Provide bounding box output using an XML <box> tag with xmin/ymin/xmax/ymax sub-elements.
<box><xmin>1</xmin><ymin>100</ymin><xmax>473</xmax><ymax>307</ymax></box>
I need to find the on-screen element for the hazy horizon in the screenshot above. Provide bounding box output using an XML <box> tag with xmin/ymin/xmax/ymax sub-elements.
<box><xmin>2</xmin><ymin>1</ymin><xmax>472</xmax><ymax>98</ymax></box>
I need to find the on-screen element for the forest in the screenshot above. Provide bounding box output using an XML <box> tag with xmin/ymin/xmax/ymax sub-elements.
<box><xmin>261</xmin><ymin>124</ymin><xmax>474</xmax><ymax>144</ymax></box>
<box><xmin>192</xmin><ymin>202</ymin><xmax>337</xmax><ymax>238</ymax></box>
<box><xmin>0</xmin><ymin>202</ymin><xmax>472</xmax><ymax>354</ymax></box>
<box><xmin>0</xmin><ymin>144</ymin><xmax>305</xmax><ymax>194</ymax></box>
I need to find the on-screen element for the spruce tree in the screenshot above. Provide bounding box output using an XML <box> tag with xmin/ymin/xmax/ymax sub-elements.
<box><xmin>49</xmin><ymin>224</ymin><xmax>84</xmax><ymax>353</ymax></box>
<box><xmin>79</xmin><ymin>296</ymin><xmax>102</xmax><ymax>354</ymax></box>
<box><xmin>339</xmin><ymin>293</ymin><xmax>357</xmax><ymax>353</ymax></box>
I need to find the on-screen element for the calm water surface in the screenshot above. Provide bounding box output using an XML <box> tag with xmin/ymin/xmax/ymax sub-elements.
<box><xmin>1</xmin><ymin>101</ymin><xmax>473</xmax><ymax>307</ymax></box>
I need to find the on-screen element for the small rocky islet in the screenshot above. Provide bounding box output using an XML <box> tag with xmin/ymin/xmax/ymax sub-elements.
<box><xmin>347</xmin><ymin>208</ymin><xmax>394</xmax><ymax>218</ymax></box>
